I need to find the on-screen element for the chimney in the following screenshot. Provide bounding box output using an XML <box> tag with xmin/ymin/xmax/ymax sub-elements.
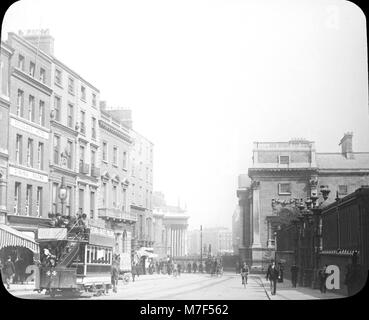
<box><xmin>339</xmin><ymin>132</ymin><xmax>354</xmax><ymax>159</ymax></box>
<box><xmin>20</xmin><ymin>29</ymin><xmax>54</xmax><ymax>56</ymax></box>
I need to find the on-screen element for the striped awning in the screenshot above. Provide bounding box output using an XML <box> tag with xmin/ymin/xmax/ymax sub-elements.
<box><xmin>0</xmin><ymin>224</ymin><xmax>39</xmax><ymax>254</ymax></box>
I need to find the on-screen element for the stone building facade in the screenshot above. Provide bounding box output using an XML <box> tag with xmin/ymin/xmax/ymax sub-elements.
<box><xmin>6</xmin><ymin>32</ymin><xmax>52</xmax><ymax>236</ymax></box>
<box><xmin>0</xmin><ymin>41</ymin><xmax>13</xmax><ymax>224</ymax></box>
<box><xmin>98</xmin><ymin>107</ymin><xmax>136</xmax><ymax>271</ymax></box>
<box><xmin>237</xmin><ymin>135</ymin><xmax>369</xmax><ymax>271</ymax></box>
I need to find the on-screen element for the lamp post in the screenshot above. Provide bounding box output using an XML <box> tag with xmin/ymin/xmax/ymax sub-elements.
<box><xmin>58</xmin><ymin>176</ymin><xmax>67</xmax><ymax>217</ymax></box>
<box><xmin>200</xmin><ymin>225</ymin><xmax>203</xmax><ymax>266</ymax></box>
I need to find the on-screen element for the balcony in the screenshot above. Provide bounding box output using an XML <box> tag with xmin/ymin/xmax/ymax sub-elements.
<box><xmin>98</xmin><ymin>208</ymin><xmax>137</xmax><ymax>222</ymax></box>
<box><xmin>79</xmin><ymin>161</ymin><xmax>90</xmax><ymax>174</ymax></box>
<box><xmin>91</xmin><ymin>165</ymin><xmax>100</xmax><ymax>178</ymax></box>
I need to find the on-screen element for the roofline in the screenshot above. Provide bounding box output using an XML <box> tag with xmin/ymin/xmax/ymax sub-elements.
<box><xmin>53</xmin><ymin>57</ymin><xmax>100</xmax><ymax>93</ymax></box>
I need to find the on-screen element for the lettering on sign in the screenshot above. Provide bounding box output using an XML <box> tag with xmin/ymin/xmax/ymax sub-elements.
<box><xmin>9</xmin><ymin>165</ymin><xmax>48</xmax><ymax>183</ymax></box>
<box><xmin>10</xmin><ymin>118</ymin><xmax>49</xmax><ymax>140</ymax></box>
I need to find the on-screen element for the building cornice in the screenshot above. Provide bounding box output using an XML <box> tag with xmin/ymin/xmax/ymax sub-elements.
<box><xmin>49</xmin><ymin>164</ymin><xmax>77</xmax><ymax>177</ymax></box>
<box><xmin>99</xmin><ymin>119</ymin><xmax>132</xmax><ymax>144</ymax></box>
<box><xmin>50</xmin><ymin>120</ymin><xmax>78</xmax><ymax>137</ymax></box>
<box><xmin>0</xmin><ymin>95</ymin><xmax>10</xmax><ymax>107</ymax></box>
<box><xmin>12</xmin><ymin>67</ymin><xmax>53</xmax><ymax>96</ymax></box>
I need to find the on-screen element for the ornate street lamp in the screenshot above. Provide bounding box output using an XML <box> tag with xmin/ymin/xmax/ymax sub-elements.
<box><xmin>58</xmin><ymin>176</ymin><xmax>68</xmax><ymax>217</ymax></box>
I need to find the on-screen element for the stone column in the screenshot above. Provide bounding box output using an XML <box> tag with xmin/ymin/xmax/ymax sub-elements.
<box><xmin>251</xmin><ymin>180</ymin><xmax>262</xmax><ymax>271</ymax></box>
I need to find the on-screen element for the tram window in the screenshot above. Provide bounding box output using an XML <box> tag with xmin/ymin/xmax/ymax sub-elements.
<box><xmin>105</xmin><ymin>250</ymin><xmax>107</xmax><ymax>263</ymax></box>
<box><xmin>94</xmin><ymin>247</ymin><xmax>97</xmax><ymax>263</ymax></box>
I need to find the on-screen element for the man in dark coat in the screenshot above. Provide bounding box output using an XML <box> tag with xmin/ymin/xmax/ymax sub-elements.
<box><xmin>192</xmin><ymin>261</ymin><xmax>197</xmax><ymax>273</ymax></box>
<box><xmin>187</xmin><ymin>262</ymin><xmax>192</xmax><ymax>273</ymax></box>
<box><xmin>3</xmin><ymin>256</ymin><xmax>15</xmax><ymax>289</ymax></box>
<box><xmin>111</xmin><ymin>263</ymin><xmax>119</xmax><ymax>293</ymax></box>
<box><xmin>290</xmin><ymin>264</ymin><xmax>299</xmax><ymax>287</ymax></box>
<box><xmin>266</xmin><ymin>262</ymin><xmax>279</xmax><ymax>295</ymax></box>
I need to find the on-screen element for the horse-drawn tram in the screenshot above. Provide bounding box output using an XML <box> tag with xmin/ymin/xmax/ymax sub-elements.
<box><xmin>34</xmin><ymin>215</ymin><xmax>115</xmax><ymax>297</ymax></box>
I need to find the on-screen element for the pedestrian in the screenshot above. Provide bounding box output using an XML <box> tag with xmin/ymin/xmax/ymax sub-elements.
<box><xmin>318</xmin><ymin>266</ymin><xmax>327</xmax><ymax>293</ymax></box>
<box><xmin>187</xmin><ymin>262</ymin><xmax>192</xmax><ymax>273</ymax></box>
<box><xmin>266</xmin><ymin>261</ymin><xmax>279</xmax><ymax>295</ymax></box>
<box><xmin>290</xmin><ymin>264</ymin><xmax>299</xmax><ymax>288</ymax></box>
<box><xmin>15</xmin><ymin>255</ymin><xmax>26</xmax><ymax>284</ymax></box>
<box><xmin>241</xmin><ymin>262</ymin><xmax>250</xmax><ymax>287</ymax></box>
<box><xmin>131</xmin><ymin>261</ymin><xmax>137</xmax><ymax>282</ymax></box>
<box><xmin>192</xmin><ymin>261</ymin><xmax>197</xmax><ymax>273</ymax></box>
<box><xmin>177</xmin><ymin>262</ymin><xmax>181</xmax><ymax>276</ymax></box>
<box><xmin>278</xmin><ymin>262</ymin><xmax>284</xmax><ymax>283</ymax></box>
<box><xmin>199</xmin><ymin>262</ymin><xmax>203</xmax><ymax>273</ymax></box>
<box><xmin>111</xmin><ymin>263</ymin><xmax>119</xmax><ymax>293</ymax></box>
<box><xmin>3</xmin><ymin>256</ymin><xmax>15</xmax><ymax>290</ymax></box>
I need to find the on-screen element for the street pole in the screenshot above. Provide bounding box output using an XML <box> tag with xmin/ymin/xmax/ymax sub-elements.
<box><xmin>200</xmin><ymin>225</ymin><xmax>202</xmax><ymax>266</ymax></box>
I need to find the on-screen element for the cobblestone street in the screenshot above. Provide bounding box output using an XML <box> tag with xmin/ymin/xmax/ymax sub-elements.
<box><xmin>6</xmin><ymin>272</ymin><xmax>345</xmax><ymax>300</ymax></box>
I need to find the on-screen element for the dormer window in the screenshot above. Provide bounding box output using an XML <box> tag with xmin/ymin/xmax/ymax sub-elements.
<box><xmin>279</xmin><ymin>155</ymin><xmax>290</xmax><ymax>164</ymax></box>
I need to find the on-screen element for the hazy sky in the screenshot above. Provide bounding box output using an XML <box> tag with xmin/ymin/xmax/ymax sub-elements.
<box><xmin>2</xmin><ymin>0</ymin><xmax>368</xmax><ymax>230</ymax></box>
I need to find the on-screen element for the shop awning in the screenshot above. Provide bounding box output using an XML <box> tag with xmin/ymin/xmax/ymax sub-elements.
<box><xmin>0</xmin><ymin>224</ymin><xmax>39</xmax><ymax>254</ymax></box>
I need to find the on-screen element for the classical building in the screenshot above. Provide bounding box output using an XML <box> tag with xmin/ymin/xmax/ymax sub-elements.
<box><xmin>237</xmin><ymin>135</ymin><xmax>369</xmax><ymax>271</ymax></box>
<box><xmin>0</xmin><ymin>41</ymin><xmax>13</xmax><ymax>224</ymax></box>
<box><xmin>153</xmin><ymin>191</ymin><xmax>189</xmax><ymax>258</ymax></box>
<box><xmin>5</xmin><ymin>31</ymin><xmax>53</xmax><ymax>235</ymax></box>
<box><xmin>98</xmin><ymin>104</ymin><xmax>136</xmax><ymax>271</ymax></box>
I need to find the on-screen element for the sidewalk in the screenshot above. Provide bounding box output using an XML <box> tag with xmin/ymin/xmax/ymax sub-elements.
<box><xmin>257</xmin><ymin>276</ymin><xmax>346</xmax><ymax>300</ymax></box>
<box><xmin>3</xmin><ymin>282</ymin><xmax>36</xmax><ymax>294</ymax></box>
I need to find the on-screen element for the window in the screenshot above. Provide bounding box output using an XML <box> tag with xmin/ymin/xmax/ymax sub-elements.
<box><xmin>17</xmin><ymin>89</ymin><xmax>24</xmax><ymax>117</ymax></box>
<box><xmin>122</xmin><ymin>231</ymin><xmax>128</xmax><ymax>253</ymax></box>
<box><xmin>81</xmin><ymin>86</ymin><xmax>86</xmax><ymax>100</ymax></box>
<box><xmin>338</xmin><ymin>185</ymin><xmax>348</xmax><ymax>196</ymax></box>
<box><xmin>36</xmin><ymin>187</ymin><xmax>42</xmax><ymax>217</ymax></box>
<box><xmin>102</xmin><ymin>183</ymin><xmax>107</xmax><ymax>207</ymax></box>
<box><xmin>26</xmin><ymin>138</ymin><xmax>33</xmax><ymax>167</ymax></box>
<box><xmin>122</xmin><ymin>187</ymin><xmax>127</xmax><ymax>211</ymax></box>
<box><xmin>79</xmin><ymin>145</ymin><xmax>85</xmax><ymax>163</ymax></box>
<box><xmin>14</xmin><ymin>182</ymin><xmax>21</xmax><ymax>214</ymax></box>
<box><xmin>29</xmin><ymin>61</ymin><xmax>35</xmax><ymax>77</ymax></box>
<box><xmin>18</xmin><ymin>55</ymin><xmax>25</xmax><ymax>71</ymax></box>
<box><xmin>78</xmin><ymin>189</ymin><xmax>84</xmax><ymax>215</ymax></box>
<box><xmin>1</xmin><ymin>60</ymin><xmax>8</xmax><ymax>96</ymax></box>
<box><xmin>68</xmin><ymin>77</ymin><xmax>74</xmax><ymax>94</ymax></box>
<box><xmin>102</xmin><ymin>142</ymin><xmax>108</xmax><ymax>162</ymax></box>
<box><xmin>66</xmin><ymin>186</ymin><xmax>72</xmax><ymax>216</ymax></box>
<box><xmin>91</xmin><ymin>149</ymin><xmax>96</xmax><ymax>169</ymax></box>
<box><xmin>52</xmin><ymin>183</ymin><xmax>58</xmax><ymax>214</ymax></box>
<box><xmin>80</xmin><ymin>110</ymin><xmax>86</xmax><ymax>134</ymax></box>
<box><xmin>113</xmin><ymin>146</ymin><xmax>118</xmax><ymax>165</ymax></box>
<box><xmin>67</xmin><ymin>140</ymin><xmax>73</xmax><ymax>169</ymax></box>
<box><xmin>279</xmin><ymin>155</ymin><xmax>290</xmax><ymax>165</ymax></box>
<box><xmin>39</xmin><ymin>100</ymin><xmax>45</xmax><ymax>126</ymax></box>
<box><xmin>55</xmin><ymin>68</ymin><xmax>62</xmax><ymax>85</ymax></box>
<box><xmin>278</xmin><ymin>183</ymin><xmax>291</xmax><ymax>195</ymax></box>
<box><xmin>91</xmin><ymin>117</ymin><xmax>96</xmax><ymax>139</ymax></box>
<box><xmin>122</xmin><ymin>151</ymin><xmax>127</xmax><ymax>170</ymax></box>
<box><xmin>53</xmin><ymin>135</ymin><xmax>60</xmax><ymax>164</ymax></box>
<box><xmin>28</xmin><ymin>95</ymin><xmax>35</xmax><ymax>122</ymax></box>
<box><xmin>139</xmin><ymin>186</ymin><xmax>143</xmax><ymax>205</ymax></box>
<box><xmin>54</xmin><ymin>96</ymin><xmax>61</xmax><ymax>121</ymax></box>
<box><xmin>90</xmin><ymin>191</ymin><xmax>95</xmax><ymax>219</ymax></box>
<box><xmin>131</xmin><ymin>183</ymin><xmax>135</xmax><ymax>204</ymax></box>
<box><xmin>25</xmin><ymin>185</ymin><xmax>32</xmax><ymax>216</ymax></box>
<box><xmin>112</xmin><ymin>185</ymin><xmax>117</xmax><ymax>207</ymax></box>
<box><xmin>92</xmin><ymin>93</ymin><xmax>96</xmax><ymax>107</ymax></box>
<box><xmin>67</xmin><ymin>103</ymin><xmax>74</xmax><ymax>128</ymax></box>
<box><xmin>16</xmin><ymin>134</ymin><xmax>22</xmax><ymax>164</ymax></box>
<box><xmin>146</xmin><ymin>167</ymin><xmax>149</xmax><ymax>182</ymax></box>
<box><xmin>38</xmin><ymin>142</ymin><xmax>44</xmax><ymax>170</ymax></box>
<box><xmin>40</xmin><ymin>68</ymin><xmax>46</xmax><ymax>83</ymax></box>
<box><xmin>146</xmin><ymin>189</ymin><xmax>149</xmax><ymax>208</ymax></box>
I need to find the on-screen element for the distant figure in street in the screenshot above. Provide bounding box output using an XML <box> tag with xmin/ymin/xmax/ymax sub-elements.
<box><xmin>266</xmin><ymin>262</ymin><xmax>279</xmax><ymax>295</ymax></box>
<box><xmin>177</xmin><ymin>262</ymin><xmax>181</xmax><ymax>276</ymax></box>
<box><xmin>241</xmin><ymin>262</ymin><xmax>250</xmax><ymax>287</ymax></box>
<box><xmin>192</xmin><ymin>261</ymin><xmax>197</xmax><ymax>273</ymax></box>
<box><xmin>111</xmin><ymin>263</ymin><xmax>119</xmax><ymax>293</ymax></box>
<box><xmin>131</xmin><ymin>261</ymin><xmax>138</xmax><ymax>282</ymax></box>
<box><xmin>187</xmin><ymin>262</ymin><xmax>192</xmax><ymax>273</ymax></box>
<box><xmin>3</xmin><ymin>256</ymin><xmax>15</xmax><ymax>290</ymax></box>
<box><xmin>318</xmin><ymin>265</ymin><xmax>328</xmax><ymax>293</ymax></box>
<box><xmin>199</xmin><ymin>262</ymin><xmax>203</xmax><ymax>273</ymax></box>
<box><xmin>290</xmin><ymin>264</ymin><xmax>299</xmax><ymax>288</ymax></box>
<box><xmin>14</xmin><ymin>256</ymin><xmax>26</xmax><ymax>284</ymax></box>
<box><xmin>235</xmin><ymin>261</ymin><xmax>240</xmax><ymax>274</ymax></box>
<box><xmin>278</xmin><ymin>262</ymin><xmax>284</xmax><ymax>283</ymax></box>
